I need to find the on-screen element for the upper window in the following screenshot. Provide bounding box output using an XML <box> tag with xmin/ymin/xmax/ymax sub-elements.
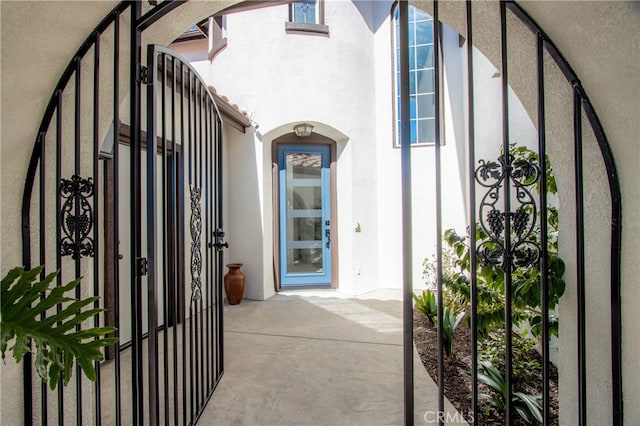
<box><xmin>286</xmin><ymin>0</ymin><xmax>329</xmax><ymax>35</ymax></box>
<box><xmin>292</xmin><ymin>0</ymin><xmax>318</xmax><ymax>24</ymax></box>
<box><xmin>393</xmin><ymin>5</ymin><xmax>435</xmax><ymax>146</ymax></box>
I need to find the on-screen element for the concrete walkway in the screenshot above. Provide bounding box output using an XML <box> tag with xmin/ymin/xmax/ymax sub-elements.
<box><xmin>198</xmin><ymin>289</ymin><xmax>467</xmax><ymax>426</ymax></box>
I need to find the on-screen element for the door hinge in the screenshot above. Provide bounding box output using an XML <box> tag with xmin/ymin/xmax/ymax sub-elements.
<box><xmin>138</xmin><ymin>64</ymin><xmax>149</xmax><ymax>84</ymax></box>
<box><xmin>136</xmin><ymin>257</ymin><xmax>148</xmax><ymax>276</ymax></box>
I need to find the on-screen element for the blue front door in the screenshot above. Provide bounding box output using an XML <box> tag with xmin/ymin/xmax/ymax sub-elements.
<box><xmin>278</xmin><ymin>144</ymin><xmax>332</xmax><ymax>287</ymax></box>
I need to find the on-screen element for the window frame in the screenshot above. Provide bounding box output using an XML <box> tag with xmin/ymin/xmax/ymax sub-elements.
<box><xmin>208</xmin><ymin>15</ymin><xmax>228</xmax><ymax>61</ymax></box>
<box><xmin>392</xmin><ymin>4</ymin><xmax>440</xmax><ymax>148</ymax></box>
<box><xmin>286</xmin><ymin>0</ymin><xmax>329</xmax><ymax>35</ymax></box>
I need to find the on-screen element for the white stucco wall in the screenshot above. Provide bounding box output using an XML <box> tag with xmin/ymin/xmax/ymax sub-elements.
<box><xmin>183</xmin><ymin>2</ymin><xmax>539</xmax><ymax>296</ymax></box>
<box><xmin>189</xmin><ymin>2</ymin><xmax>384</xmax><ymax>296</ymax></box>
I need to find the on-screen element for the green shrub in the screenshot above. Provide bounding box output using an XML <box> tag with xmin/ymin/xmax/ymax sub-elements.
<box><xmin>422</xmin><ymin>144</ymin><xmax>566</xmax><ymax>340</ymax></box>
<box><xmin>478</xmin><ymin>329</ymin><xmax>541</xmax><ymax>382</ymax></box>
<box><xmin>1</xmin><ymin>266</ymin><xmax>117</xmax><ymax>390</ymax></box>
<box><xmin>413</xmin><ymin>289</ymin><xmax>437</xmax><ymax>325</ymax></box>
<box><xmin>478</xmin><ymin>361</ymin><xmax>542</xmax><ymax>424</ymax></box>
<box><xmin>413</xmin><ymin>289</ymin><xmax>465</xmax><ymax>359</ymax></box>
<box><xmin>442</xmin><ymin>307</ymin><xmax>465</xmax><ymax>358</ymax></box>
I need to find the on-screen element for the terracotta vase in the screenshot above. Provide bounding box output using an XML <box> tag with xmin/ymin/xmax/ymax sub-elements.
<box><xmin>224</xmin><ymin>263</ymin><xmax>245</xmax><ymax>305</ymax></box>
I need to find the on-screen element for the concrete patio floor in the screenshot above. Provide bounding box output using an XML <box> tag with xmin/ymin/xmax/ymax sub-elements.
<box><xmin>198</xmin><ymin>289</ymin><xmax>467</xmax><ymax>425</ymax></box>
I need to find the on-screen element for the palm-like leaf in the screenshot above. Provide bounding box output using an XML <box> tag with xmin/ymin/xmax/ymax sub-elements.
<box><xmin>1</xmin><ymin>266</ymin><xmax>118</xmax><ymax>390</ymax></box>
<box><xmin>477</xmin><ymin>361</ymin><xmax>542</xmax><ymax>424</ymax></box>
<box><xmin>442</xmin><ymin>307</ymin><xmax>465</xmax><ymax>356</ymax></box>
<box><xmin>413</xmin><ymin>290</ymin><xmax>437</xmax><ymax>324</ymax></box>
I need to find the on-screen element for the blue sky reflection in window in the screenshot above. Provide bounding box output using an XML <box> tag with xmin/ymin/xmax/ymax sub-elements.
<box><xmin>394</xmin><ymin>5</ymin><xmax>435</xmax><ymax>145</ymax></box>
<box><xmin>293</xmin><ymin>0</ymin><xmax>317</xmax><ymax>24</ymax></box>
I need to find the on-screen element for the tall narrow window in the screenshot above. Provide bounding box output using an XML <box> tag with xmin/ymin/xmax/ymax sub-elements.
<box><xmin>393</xmin><ymin>5</ymin><xmax>435</xmax><ymax>146</ymax></box>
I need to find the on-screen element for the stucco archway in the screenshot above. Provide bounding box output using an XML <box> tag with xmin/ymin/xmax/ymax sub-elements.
<box><xmin>1</xmin><ymin>1</ymin><xmax>636</xmax><ymax>424</ymax></box>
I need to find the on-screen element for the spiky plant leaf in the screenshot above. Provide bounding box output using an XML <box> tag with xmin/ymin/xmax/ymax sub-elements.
<box><xmin>1</xmin><ymin>266</ymin><xmax>118</xmax><ymax>390</ymax></box>
<box><xmin>477</xmin><ymin>361</ymin><xmax>542</xmax><ymax>424</ymax></box>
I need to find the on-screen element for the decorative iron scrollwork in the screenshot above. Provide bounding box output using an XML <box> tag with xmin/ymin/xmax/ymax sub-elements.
<box><xmin>60</xmin><ymin>175</ymin><xmax>94</xmax><ymax>259</ymax></box>
<box><xmin>475</xmin><ymin>151</ymin><xmax>541</xmax><ymax>271</ymax></box>
<box><xmin>190</xmin><ymin>185</ymin><xmax>202</xmax><ymax>301</ymax></box>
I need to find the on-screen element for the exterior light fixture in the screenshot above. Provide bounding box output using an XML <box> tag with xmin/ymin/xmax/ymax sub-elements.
<box><xmin>293</xmin><ymin>123</ymin><xmax>314</xmax><ymax>137</ymax></box>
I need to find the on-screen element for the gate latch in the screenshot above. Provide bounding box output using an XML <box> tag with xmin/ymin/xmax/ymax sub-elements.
<box><xmin>136</xmin><ymin>257</ymin><xmax>148</xmax><ymax>276</ymax></box>
<box><xmin>209</xmin><ymin>228</ymin><xmax>229</xmax><ymax>251</ymax></box>
<box><xmin>137</xmin><ymin>65</ymin><xmax>150</xmax><ymax>85</ymax></box>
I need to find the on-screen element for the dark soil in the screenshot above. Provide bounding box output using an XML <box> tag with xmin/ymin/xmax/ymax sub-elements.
<box><xmin>413</xmin><ymin>309</ymin><xmax>559</xmax><ymax>425</ymax></box>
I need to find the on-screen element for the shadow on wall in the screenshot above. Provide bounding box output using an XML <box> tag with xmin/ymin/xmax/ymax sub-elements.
<box><xmin>225</xmin><ymin>125</ymin><xmax>266</xmax><ymax>300</ymax></box>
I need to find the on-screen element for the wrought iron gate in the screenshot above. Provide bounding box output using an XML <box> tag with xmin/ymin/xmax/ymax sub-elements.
<box><xmin>137</xmin><ymin>43</ymin><xmax>226</xmax><ymax>425</ymax></box>
<box><xmin>20</xmin><ymin>2</ymin><xmax>225</xmax><ymax>424</ymax></box>
<box><xmin>398</xmin><ymin>1</ymin><xmax>622</xmax><ymax>425</ymax></box>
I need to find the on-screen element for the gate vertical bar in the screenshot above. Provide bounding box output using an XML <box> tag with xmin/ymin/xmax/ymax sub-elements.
<box><xmin>92</xmin><ymin>31</ymin><xmax>103</xmax><ymax>425</ymax></box>
<box><xmin>499</xmin><ymin>2</ymin><xmax>514</xmax><ymax>423</ymax></box>
<box><xmin>432</xmin><ymin>3</ymin><xmax>445</xmax><ymax>423</ymax></box>
<box><xmin>215</xmin><ymin>112</ymin><xmax>224</xmax><ymax>382</ymax></box>
<box><xmin>38</xmin><ymin>131</ymin><xmax>48</xmax><ymax>426</ymax></box>
<box><xmin>465</xmin><ymin>1</ymin><xmax>478</xmax><ymax>422</ymax></box>
<box><xmin>196</xmin><ymin>83</ymin><xmax>203</xmax><ymax>411</ymax></box>
<box><xmin>170</xmin><ymin>55</ymin><xmax>180</xmax><ymax>426</ymax></box>
<box><xmin>73</xmin><ymin>55</ymin><xmax>84</xmax><ymax>426</ymax></box>
<box><xmin>212</xmin><ymin>100</ymin><xmax>219</xmax><ymax>388</ymax></box>
<box><xmin>537</xmin><ymin>32</ymin><xmax>551</xmax><ymax>425</ymax></box>
<box><xmin>180</xmin><ymin>61</ymin><xmax>188</xmax><ymax>426</ymax></box>
<box><xmin>21</xmin><ymin>163</ymin><xmax>34</xmax><ymax>426</ymax></box>
<box><xmin>573</xmin><ymin>85</ymin><xmax>587</xmax><ymax>426</ymax></box>
<box><xmin>160</xmin><ymin>52</ymin><xmax>170</xmax><ymax>426</ymax></box>
<box><xmin>112</xmin><ymin>11</ymin><xmax>122</xmax><ymax>425</ymax></box>
<box><xmin>146</xmin><ymin>45</ymin><xmax>160</xmax><ymax>426</ymax></box>
<box><xmin>199</xmin><ymin>86</ymin><xmax>206</xmax><ymax>410</ymax></box>
<box><xmin>204</xmin><ymin>95</ymin><xmax>212</xmax><ymax>395</ymax></box>
<box><xmin>129</xmin><ymin>2</ymin><xmax>144</xmax><ymax>424</ymax></box>
<box><xmin>398</xmin><ymin>1</ymin><xmax>413</xmax><ymax>425</ymax></box>
<box><xmin>56</xmin><ymin>91</ymin><xmax>65</xmax><ymax>425</ymax></box>
<box><xmin>187</xmin><ymin>70</ymin><xmax>195</xmax><ymax>426</ymax></box>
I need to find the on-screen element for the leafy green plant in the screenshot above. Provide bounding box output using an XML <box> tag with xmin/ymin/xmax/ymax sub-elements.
<box><xmin>1</xmin><ymin>266</ymin><xmax>117</xmax><ymax>390</ymax></box>
<box><xmin>413</xmin><ymin>289</ymin><xmax>465</xmax><ymax>359</ymax></box>
<box><xmin>422</xmin><ymin>144</ymin><xmax>566</xmax><ymax>340</ymax></box>
<box><xmin>478</xmin><ymin>329</ymin><xmax>541</xmax><ymax>382</ymax></box>
<box><xmin>413</xmin><ymin>289</ymin><xmax>437</xmax><ymax>324</ymax></box>
<box><xmin>442</xmin><ymin>307</ymin><xmax>465</xmax><ymax>358</ymax></box>
<box><xmin>478</xmin><ymin>361</ymin><xmax>542</xmax><ymax>424</ymax></box>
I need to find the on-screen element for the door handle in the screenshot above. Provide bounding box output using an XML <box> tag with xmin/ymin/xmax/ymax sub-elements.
<box><xmin>325</xmin><ymin>228</ymin><xmax>331</xmax><ymax>249</ymax></box>
<box><xmin>209</xmin><ymin>228</ymin><xmax>229</xmax><ymax>251</ymax></box>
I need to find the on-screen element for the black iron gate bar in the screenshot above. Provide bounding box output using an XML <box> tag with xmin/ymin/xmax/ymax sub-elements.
<box><xmin>465</xmin><ymin>1</ymin><xmax>479</xmax><ymax>422</ymax></box>
<box><xmin>536</xmin><ymin>29</ymin><xmax>550</xmax><ymax>426</ymax></box>
<box><xmin>499</xmin><ymin>3</ymin><xmax>514</xmax><ymax>422</ymax></box>
<box><xmin>398</xmin><ymin>2</ymin><xmax>414</xmax><ymax>424</ymax></box>
<box><xmin>112</xmin><ymin>11</ymin><xmax>123</xmax><ymax>425</ymax></box>
<box><xmin>433</xmin><ymin>1</ymin><xmax>444</xmax><ymax>421</ymax></box>
<box><xmin>19</xmin><ymin>0</ymin><xmax>623</xmax><ymax>425</ymax></box>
